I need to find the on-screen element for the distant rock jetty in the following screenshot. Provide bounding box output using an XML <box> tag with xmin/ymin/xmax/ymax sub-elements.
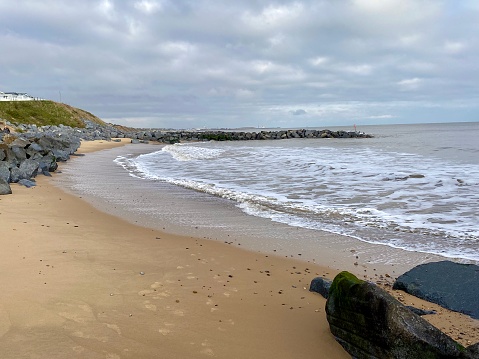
<box><xmin>124</xmin><ymin>128</ymin><xmax>372</xmax><ymax>143</ymax></box>
<box><xmin>0</xmin><ymin>119</ymin><xmax>372</xmax><ymax>195</ymax></box>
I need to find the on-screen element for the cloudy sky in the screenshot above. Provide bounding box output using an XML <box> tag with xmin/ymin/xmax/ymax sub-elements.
<box><xmin>1</xmin><ymin>1</ymin><xmax>478</xmax><ymax>129</ymax></box>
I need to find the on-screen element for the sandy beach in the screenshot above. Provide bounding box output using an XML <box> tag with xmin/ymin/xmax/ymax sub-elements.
<box><xmin>1</xmin><ymin>140</ymin><xmax>477</xmax><ymax>358</ymax></box>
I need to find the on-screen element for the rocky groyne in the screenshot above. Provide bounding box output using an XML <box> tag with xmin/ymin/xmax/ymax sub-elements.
<box><xmin>123</xmin><ymin>128</ymin><xmax>372</xmax><ymax>143</ymax></box>
<box><xmin>0</xmin><ymin>119</ymin><xmax>372</xmax><ymax>195</ymax></box>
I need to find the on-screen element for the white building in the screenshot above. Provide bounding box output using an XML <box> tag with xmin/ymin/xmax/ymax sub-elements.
<box><xmin>0</xmin><ymin>91</ymin><xmax>44</xmax><ymax>101</ymax></box>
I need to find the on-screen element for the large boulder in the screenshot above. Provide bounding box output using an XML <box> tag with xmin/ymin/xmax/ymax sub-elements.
<box><xmin>0</xmin><ymin>162</ymin><xmax>10</xmax><ymax>182</ymax></box>
<box><xmin>26</xmin><ymin>142</ymin><xmax>44</xmax><ymax>160</ymax></box>
<box><xmin>9</xmin><ymin>138</ymin><xmax>30</xmax><ymax>148</ymax></box>
<box><xmin>325</xmin><ymin>271</ymin><xmax>474</xmax><ymax>359</ymax></box>
<box><xmin>51</xmin><ymin>148</ymin><xmax>70</xmax><ymax>161</ymax></box>
<box><xmin>39</xmin><ymin>154</ymin><xmax>59</xmax><ymax>172</ymax></box>
<box><xmin>0</xmin><ymin>178</ymin><xmax>12</xmax><ymax>195</ymax></box>
<box><xmin>468</xmin><ymin>343</ymin><xmax>479</xmax><ymax>357</ymax></box>
<box><xmin>11</xmin><ymin>146</ymin><xmax>27</xmax><ymax>161</ymax></box>
<box><xmin>393</xmin><ymin>261</ymin><xmax>479</xmax><ymax>320</ymax></box>
<box><xmin>309</xmin><ymin>277</ymin><xmax>332</xmax><ymax>299</ymax></box>
<box><xmin>10</xmin><ymin>159</ymin><xmax>40</xmax><ymax>182</ymax></box>
<box><xmin>0</xmin><ymin>144</ymin><xmax>17</xmax><ymax>167</ymax></box>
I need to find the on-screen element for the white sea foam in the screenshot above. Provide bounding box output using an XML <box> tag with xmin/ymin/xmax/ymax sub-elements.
<box><xmin>116</xmin><ymin>129</ymin><xmax>479</xmax><ymax>261</ymax></box>
<box><xmin>161</xmin><ymin>143</ymin><xmax>225</xmax><ymax>161</ymax></box>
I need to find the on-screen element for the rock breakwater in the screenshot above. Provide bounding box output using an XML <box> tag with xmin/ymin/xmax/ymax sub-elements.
<box><xmin>122</xmin><ymin>128</ymin><xmax>372</xmax><ymax>143</ymax></box>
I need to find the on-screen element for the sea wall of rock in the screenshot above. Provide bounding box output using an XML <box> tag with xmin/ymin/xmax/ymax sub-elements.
<box><xmin>0</xmin><ymin>126</ymin><xmax>82</xmax><ymax>194</ymax></box>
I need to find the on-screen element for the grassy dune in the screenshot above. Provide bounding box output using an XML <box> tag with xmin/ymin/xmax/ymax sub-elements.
<box><xmin>0</xmin><ymin>101</ymin><xmax>106</xmax><ymax>128</ymax></box>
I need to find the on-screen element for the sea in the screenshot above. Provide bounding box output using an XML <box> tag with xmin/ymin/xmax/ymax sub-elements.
<box><xmin>54</xmin><ymin>122</ymin><xmax>479</xmax><ymax>270</ymax></box>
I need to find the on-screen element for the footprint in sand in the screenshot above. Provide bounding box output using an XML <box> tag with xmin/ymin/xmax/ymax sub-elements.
<box><xmin>138</xmin><ymin>283</ymin><xmax>170</xmax><ymax>299</ymax></box>
<box><xmin>201</xmin><ymin>348</ymin><xmax>215</xmax><ymax>356</ymax></box>
<box><xmin>201</xmin><ymin>341</ymin><xmax>214</xmax><ymax>356</ymax></box>
<box><xmin>71</xmin><ymin>331</ymin><xmax>109</xmax><ymax>343</ymax></box>
<box><xmin>159</xmin><ymin>328</ymin><xmax>171</xmax><ymax>336</ymax></box>
<box><xmin>217</xmin><ymin>319</ymin><xmax>234</xmax><ymax>332</ymax></box>
<box><xmin>159</xmin><ymin>322</ymin><xmax>175</xmax><ymax>336</ymax></box>
<box><xmin>173</xmin><ymin>309</ymin><xmax>185</xmax><ymax>317</ymax></box>
<box><xmin>57</xmin><ymin>301</ymin><xmax>95</xmax><ymax>324</ymax></box>
<box><xmin>150</xmin><ymin>282</ymin><xmax>162</xmax><ymax>289</ymax></box>
<box><xmin>144</xmin><ymin>301</ymin><xmax>157</xmax><ymax>312</ymax></box>
<box><xmin>105</xmin><ymin>323</ymin><xmax>122</xmax><ymax>335</ymax></box>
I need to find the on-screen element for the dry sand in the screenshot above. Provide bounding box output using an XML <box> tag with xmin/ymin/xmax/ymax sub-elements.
<box><xmin>0</xmin><ymin>139</ymin><xmax>477</xmax><ymax>358</ymax></box>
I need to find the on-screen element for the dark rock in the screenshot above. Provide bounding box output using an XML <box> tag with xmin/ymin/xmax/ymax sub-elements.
<box><xmin>27</xmin><ymin>142</ymin><xmax>43</xmax><ymax>152</ymax></box>
<box><xmin>0</xmin><ymin>162</ymin><xmax>10</xmax><ymax>182</ymax></box>
<box><xmin>467</xmin><ymin>342</ymin><xmax>479</xmax><ymax>356</ymax></box>
<box><xmin>0</xmin><ymin>178</ymin><xmax>12</xmax><ymax>195</ymax></box>
<box><xmin>11</xmin><ymin>145</ymin><xmax>27</xmax><ymax>161</ymax></box>
<box><xmin>393</xmin><ymin>261</ymin><xmax>479</xmax><ymax>319</ymax></box>
<box><xmin>0</xmin><ymin>144</ymin><xmax>18</xmax><ymax>166</ymax></box>
<box><xmin>10</xmin><ymin>138</ymin><xmax>30</xmax><ymax>148</ymax></box>
<box><xmin>326</xmin><ymin>271</ymin><xmax>473</xmax><ymax>359</ymax></box>
<box><xmin>405</xmin><ymin>306</ymin><xmax>436</xmax><ymax>316</ymax></box>
<box><xmin>40</xmin><ymin>154</ymin><xmax>59</xmax><ymax>172</ymax></box>
<box><xmin>26</xmin><ymin>142</ymin><xmax>44</xmax><ymax>159</ymax></box>
<box><xmin>18</xmin><ymin>179</ymin><xmax>36</xmax><ymax>188</ymax></box>
<box><xmin>19</xmin><ymin>159</ymin><xmax>40</xmax><ymax>178</ymax></box>
<box><xmin>309</xmin><ymin>277</ymin><xmax>332</xmax><ymax>299</ymax></box>
<box><xmin>51</xmin><ymin>149</ymin><xmax>70</xmax><ymax>161</ymax></box>
<box><xmin>10</xmin><ymin>159</ymin><xmax>40</xmax><ymax>182</ymax></box>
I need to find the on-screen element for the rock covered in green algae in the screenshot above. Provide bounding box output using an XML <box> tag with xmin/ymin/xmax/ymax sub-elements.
<box><xmin>325</xmin><ymin>271</ymin><xmax>474</xmax><ymax>359</ymax></box>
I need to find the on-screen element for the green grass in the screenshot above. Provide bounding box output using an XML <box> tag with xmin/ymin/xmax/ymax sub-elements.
<box><xmin>0</xmin><ymin>101</ymin><xmax>106</xmax><ymax>128</ymax></box>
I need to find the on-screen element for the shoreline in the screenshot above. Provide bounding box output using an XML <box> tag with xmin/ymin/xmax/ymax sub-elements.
<box><xmin>54</xmin><ymin>141</ymin><xmax>476</xmax><ymax>274</ymax></box>
<box><xmin>1</xmin><ymin>140</ymin><xmax>477</xmax><ymax>358</ymax></box>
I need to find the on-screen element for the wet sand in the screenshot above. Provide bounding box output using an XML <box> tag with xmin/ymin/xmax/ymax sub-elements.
<box><xmin>0</xmin><ymin>139</ymin><xmax>477</xmax><ymax>358</ymax></box>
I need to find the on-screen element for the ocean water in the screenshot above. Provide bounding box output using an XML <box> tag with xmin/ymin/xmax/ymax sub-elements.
<box><xmin>110</xmin><ymin>122</ymin><xmax>479</xmax><ymax>262</ymax></box>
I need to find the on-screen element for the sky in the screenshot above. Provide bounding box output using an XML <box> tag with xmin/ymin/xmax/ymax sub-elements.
<box><xmin>1</xmin><ymin>0</ymin><xmax>478</xmax><ymax>129</ymax></box>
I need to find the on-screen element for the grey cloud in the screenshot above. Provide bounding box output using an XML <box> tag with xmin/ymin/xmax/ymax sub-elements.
<box><xmin>291</xmin><ymin>109</ymin><xmax>307</xmax><ymax>116</ymax></box>
<box><xmin>1</xmin><ymin>0</ymin><xmax>478</xmax><ymax>128</ymax></box>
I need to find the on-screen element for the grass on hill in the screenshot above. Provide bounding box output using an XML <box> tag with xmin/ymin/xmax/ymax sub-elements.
<box><xmin>0</xmin><ymin>101</ymin><xmax>107</xmax><ymax>128</ymax></box>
